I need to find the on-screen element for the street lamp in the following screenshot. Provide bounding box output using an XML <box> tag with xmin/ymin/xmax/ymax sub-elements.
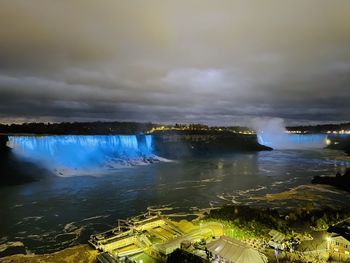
<box><xmin>326</xmin><ymin>236</ymin><xmax>331</xmax><ymax>250</ymax></box>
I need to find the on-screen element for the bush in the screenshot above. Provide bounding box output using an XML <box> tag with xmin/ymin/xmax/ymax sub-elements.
<box><xmin>166</xmin><ymin>249</ymin><xmax>205</xmax><ymax>263</ymax></box>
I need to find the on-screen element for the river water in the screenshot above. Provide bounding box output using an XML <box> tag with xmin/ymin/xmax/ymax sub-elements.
<box><xmin>1</xmin><ymin>140</ymin><xmax>350</xmax><ymax>255</ymax></box>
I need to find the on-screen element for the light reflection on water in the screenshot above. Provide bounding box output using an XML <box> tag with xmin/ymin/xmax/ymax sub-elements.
<box><xmin>0</xmin><ymin>149</ymin><xmax>350</xmax><ymax>254</ymax></box>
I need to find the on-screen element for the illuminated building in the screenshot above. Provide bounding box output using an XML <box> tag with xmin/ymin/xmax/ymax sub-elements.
<box><xmin>327</xmin><ymin>234</ymin><xmax>350</xmax><ymax>255</ymax></box>
<box><xmin>89</xmin><ymin>211</ymin><xmax>224</xmax><ymax>262</ymax></box>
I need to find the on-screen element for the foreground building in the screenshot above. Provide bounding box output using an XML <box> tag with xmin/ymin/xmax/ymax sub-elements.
<box><xmin>328</xmin><ymin>233</ymin><xmax>350</xmax><ymax>255</ymax></box>
<box><xmin>206</xmin><ymin>236</ymin><xmax>268</xmax><ymax>263</ymax></box>
<box><xmin>89</xmin><ymin>211</ymin><xmax>181</xmax><ymax>260</ymax></box>
<box><xmin>328</xmin><ymin>222</ymin><xmax>350</xmax><ymax>254</ymax></box>
<box><xmin>89</xmin><ymin>211</ymin><xmax>224</xmax><ymax>262</ymax></box>
<box><xmin>267</xmin><ymin>229</ymin><xmax>285</xmax><ymax>249</ymax></box>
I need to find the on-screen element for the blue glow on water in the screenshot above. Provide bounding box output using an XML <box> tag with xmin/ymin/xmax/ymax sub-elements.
<box><xmin>257</xmin><ymin>133</ymin><xmax>327</xmax><ymax>149</ymax></box>
<box><xmin>8</xmin><ymin>135</ymin><xmax>154</xmax><ymax>174</ymax></box>
<box><xmin>286</xmin><ymin>134</ymin><xmax>327</xmax><ymax>144</ymax></box>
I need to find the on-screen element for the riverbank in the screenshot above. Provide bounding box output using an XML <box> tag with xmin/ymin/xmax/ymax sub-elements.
<box><xmin>326</xmin><ymin>134</ymin><xmax>350</xmax><ymax>155</ymax></box>
<box><xmin>0</xmin><ymin>244</ymin><xmax>97</xmax><ymax>263</ymax></box>
<box><xmin>312</xmin><ymin>169</ymin><xmax>350</xmax><ymax>193</ymax></box>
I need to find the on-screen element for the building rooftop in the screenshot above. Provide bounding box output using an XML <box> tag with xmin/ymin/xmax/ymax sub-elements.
<box><xmin>328</xmin><ymin>222</ymin><xmax>350</xmax><ymax>242</ymax></box>
<box><xmin>206</xmin><ymin>236</ymin><xmax>268</xmax><ymax>263</ymax></box>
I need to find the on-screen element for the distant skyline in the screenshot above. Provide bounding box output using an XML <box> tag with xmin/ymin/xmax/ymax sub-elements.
<box><xmin>0</xmin><ymin>0</ymin><xmax>350</xmax><ymax>126</ymax></box>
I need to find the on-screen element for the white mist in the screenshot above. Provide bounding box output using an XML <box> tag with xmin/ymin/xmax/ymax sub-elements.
<box><xmin>250</xmin><ymin>117</ymin><xmax>327</xmax><ymax>150</ymax></box>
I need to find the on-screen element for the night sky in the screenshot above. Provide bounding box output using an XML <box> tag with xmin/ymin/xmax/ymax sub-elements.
<box><xmin>0</xmin><ymin>1</ymin><xmax>349</xmax><ymax>125</ymax></box>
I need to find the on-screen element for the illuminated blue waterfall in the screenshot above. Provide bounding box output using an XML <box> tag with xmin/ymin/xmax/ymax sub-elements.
<box><xmin>257</xmin><ymin>133</ymin><xmax>327</xmax><ymax>149</ymax></box>
<box><xmin>8</xmin><ymin>135</ymin><xmax>155</xmax><ymax>175</ymax></box>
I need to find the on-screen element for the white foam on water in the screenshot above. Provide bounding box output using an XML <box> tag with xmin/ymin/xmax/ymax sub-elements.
<box><xmin>8</xmin><ymin>135</ymin><xmax>171</xmax><ymax>176</ymax></box>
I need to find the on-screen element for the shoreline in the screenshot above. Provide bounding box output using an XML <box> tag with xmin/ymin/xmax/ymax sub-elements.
<box><xmin>1</xmin><ymin>183</ymin><xmax>350</xmax><ymax>257</ymax></box>
<box><xmin>2</xmin><ymin>202</ymin><xmax>350</xmax><ymax>262</ymax></box>
<box><xmin>0</xmin><ymin>244</ymin><xmax>97</xmax><ymax>263</ymax></box>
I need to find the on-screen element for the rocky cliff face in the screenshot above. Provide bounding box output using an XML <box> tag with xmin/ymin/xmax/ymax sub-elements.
<box><xmin>0</xmin><ymin>135</ymin><xmax>46</xmax><ymax>187</ymax></box>
<box><xmin>0</xmin><ymin>135</ymin><xmax>9</xmax><ymax>150</ymax></box>
<box><xmin>326</xmin><ymin>134</ymin><xmax>350</xmax><ymax>155</ymax></box>
<box><xmin>152</xmin><ymin>132</ymin><xmax>271</xmax><ymax>159</ymax></box>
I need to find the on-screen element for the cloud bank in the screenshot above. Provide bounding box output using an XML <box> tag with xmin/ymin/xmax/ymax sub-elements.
<box><xmin>0</xmin><ymin>0</ymin><xmax>350</xmax><ymax>125</ymax></box>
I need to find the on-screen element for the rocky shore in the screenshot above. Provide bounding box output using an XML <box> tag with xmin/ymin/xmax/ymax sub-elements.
<box><xmin>312</xmin><ymin>169</ymin><xmax>350</xmax><ymax>193</ymax></box>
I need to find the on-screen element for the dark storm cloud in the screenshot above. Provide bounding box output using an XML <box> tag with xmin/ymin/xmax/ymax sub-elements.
<box><xmin>0</xmin><ymin>0</ymin><xmax>350</xmax><ymax>125</ymax></box>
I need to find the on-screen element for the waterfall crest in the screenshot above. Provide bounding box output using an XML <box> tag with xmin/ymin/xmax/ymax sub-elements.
<box><xmin>8</xmin><ymin>135</ymin><xmax>155</xmax><ymax>176</ymax></box>
<box><xmin>251</xmin><ymin>117</ymin><xmax>327</xmax><ymax>150</ymax></box>
<box><xmin>257</xmin><ymin>133</ymin><xmax>327</xmax><ymax>149</ymax></box>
